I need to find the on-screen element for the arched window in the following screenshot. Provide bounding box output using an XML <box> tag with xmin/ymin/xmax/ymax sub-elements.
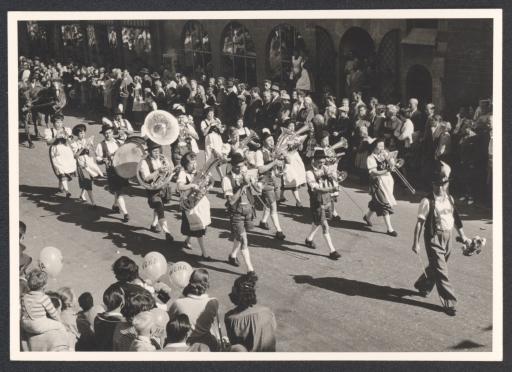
<box><xmin>267</xmin><ymin>24</ymin><xmax>305</xmax><ymax>84</ymax></box>
<box><xmin>406</xmin><ymin>65</ymin><xmax>432</xmax><ymax>108</ymax></box>
<box><xmin>221</xmin><ymin>22</ymin><xmax>256</xmax><ymax>86</ymax></box>
<box><xmin>25</xmin><ymin>21</ymin><xmax>48</xmax><ymax>58</ymax></box>
<box><xmin>61</xmin><ymin>24</ymin><xmax>84</xmax><ymax>63</ymax></box>
<box><xmin>182</xmin><ymin>21</ymin><xmax>212</xmax><ymax>77</ymax></box>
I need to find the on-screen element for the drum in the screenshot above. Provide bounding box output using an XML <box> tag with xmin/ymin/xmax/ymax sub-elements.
<box><xmin>113</xmin><ymin>136</ymin><xmax>146</xmax><ymax>179</ymax></box>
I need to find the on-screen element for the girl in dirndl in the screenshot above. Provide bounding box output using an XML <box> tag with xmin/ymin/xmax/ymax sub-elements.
<box><xmin>278</xmin><ymin>121</ymin><xmax>306</xmax><ymax>207</ymax></box>
<box><xmin>363</xmin><ymin>138</ymin><xmax>398</xmax><ymax>236</ymax></box>
<box><xmin>176</xmin><ymin>152</ymin><xmax>211</xmax><ymax>259</ymax></box>
<box><xmin>70</xmin><ymin>124</ymin><xmax>103</xmax><ymax>207</ymax></box>
<box><xmin>44</xmin><ymin>113</ymin><xmax>76</xmax><ymax>198</ymax></box>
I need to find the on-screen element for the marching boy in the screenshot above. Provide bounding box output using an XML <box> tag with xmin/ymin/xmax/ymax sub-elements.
<box><xmin>304</xmin><ymin>149</ymin><xmax>341</xmax><ymax>260</ymax></box>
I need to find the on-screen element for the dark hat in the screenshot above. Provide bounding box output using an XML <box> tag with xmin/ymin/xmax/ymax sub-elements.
<box><xmin>100</xmin><ymin>123</ymin><xmax>114</xmax><ymax>134</ymax></box>
<box><xmin>230</xmin><ymin>152</ymin><xmax>245</xmax><ymax>166</ymax></box>
<box><xmin>271</xmin><ymin>83</ymin><xmax>280</xmax><ymax>92</ymax></box>
<box><xmin>313</xmin><ymin>149</ymin><xmax>327</xmax><ymax>159</ymax></box>
<box><xmin>146</xmin><ymin>138</ymin><xmax>162</xmax><ymax>151</ymax></box>
<box><xmin>226</xmin><ymin>80</ymin><xmax>234</xmax><ymax>88</ymax></box>
<box><xmin>72</xmin><ymin>123</ymin><xmax>87</xmax><ymax>136</ymax></box>
<box><xmin>263</xmin><ymin>79</ymin><xmax>271</xmax><ymax>84</ymax></box>
<box><xmin>151</xmin><ymin>72</ymin><xmax>161</xmax><ymax>80</ymax></box>
<box><xmin>140</xmin><ymin>67</ymin><xmax>150</xmax><ymax>75</ymax></box>
<box><xmin>261</xmin><ymin>131</ymin><xmax>273</xmax><ymax>142</ymax></box>
<box><xmin>52</xmin><ymin>113</ymin><xmax>64</xmax><ymax>122</ymax></box>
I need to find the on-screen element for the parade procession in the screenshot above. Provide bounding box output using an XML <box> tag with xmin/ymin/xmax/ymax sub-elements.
<box><xmin>14</xmin><ymin>14</ymin><xmax>496</xmax><ymax>355</ymax></box>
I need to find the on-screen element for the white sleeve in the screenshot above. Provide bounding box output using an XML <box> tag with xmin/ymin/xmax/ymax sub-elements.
<box><xmin>139</xmin><ymin>159</ymin><xmax>151</xmax><ymax>181</ymax></box>
<box><xmin>125</xmin><ymin>119</ymin><xmax>134</xmax><ymax>133</ymax></box>
<box><xmin>254</xmin><ymin>151</ymin><xmax>264</xmax><ymax>167</ymax></box>
<box><xmin>176</xmin><ymin>170</ymin><xmax>188</xmax><ymax>187</ymax></box>
<box><xmin>95</xmin><ymin>143</ymin><xmax>104</xmax><ymax>160</ymax></box>
<box><xmin>367</xmin><ymin>155</ymin><xmax>377</xmax><ymax>171</ymax></box>
<box><xmin>306</xmin><ymin>170</ymin><xmax>320</xmax><ymax>190</ymax></box>
<box><xmin>201</xmin><ymin>121</ymin><xmax>209</xmax><ymax>136</ymax></box>
<box><xmin>221</xmin><ymin>176</ymin><xmax>233</xmax><ymax>196</ymax></box>
<box><xmin>417</xmin><ymin>198</ymin><xmax>430</xmax><ymax>221</ymax></box>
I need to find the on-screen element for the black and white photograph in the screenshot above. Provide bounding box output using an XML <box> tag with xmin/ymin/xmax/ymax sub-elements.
<box><xmin>8</xmin><ymin>9</ymin><xmax>502</xmax><ymax>361</ymax></box>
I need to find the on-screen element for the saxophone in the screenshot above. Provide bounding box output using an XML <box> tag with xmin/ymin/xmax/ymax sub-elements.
<box><xmin>180</xmin><ymin>152</ymin><xmax>227</xmax><ymax>210</ymax></box>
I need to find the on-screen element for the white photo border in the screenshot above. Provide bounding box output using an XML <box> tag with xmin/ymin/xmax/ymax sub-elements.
<box><xmin>8</xmin><ymin>8</ymin><xmax>503</xmax><ymax>362</ymax></box>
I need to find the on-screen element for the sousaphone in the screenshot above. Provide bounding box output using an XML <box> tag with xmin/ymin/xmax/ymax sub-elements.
<box><xmin>141</xmin><ymin>110</ymin><xmax>180</xmax><ymax>146</ymax></box>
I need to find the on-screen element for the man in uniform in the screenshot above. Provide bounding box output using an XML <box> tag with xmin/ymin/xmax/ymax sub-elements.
<box><xmin>411</xmin><ymin>161</ymin><xmax>471</xmax><ymax>316</ymax></box>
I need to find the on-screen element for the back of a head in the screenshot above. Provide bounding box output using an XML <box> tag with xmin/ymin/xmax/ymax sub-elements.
<box><xmin>183</xmin><ymin>269</ymin><xmax>209</xmax><ymax>297</ymax></box>
<box><xmin>27</xmin><ymin>268</ymin><xmax>47</xmax><ymax>291</ymax></box>
<box><xmin>19</xmin><ymin>221</ymin><xmax>27</xmax><ymax>239</ymax></box>
<box><xmin>230</xmin><ymin>273</ymin><xmax>258</xmax><ymax>308</ymax></box>
<box><xmin>78</xmin><ymin>292</ymin><xmax>94</xmax><ymax>312</ymax></box>
<box><xmin>121</xmin><ymin>291</ymin><xmax>156</xmax><ymax>322</ymax></box>
<box><xmin>166</xmin><ymin>313</ymin><xmax>191</xmax><ymax>344</ymax></box>
<box><xmin>112</xmin><ymin>256</ymin><xmax>139</xmax><ymax>283</ymax></box>
<box><xmin>103</xmin><ymin>284</ymin><xmax>125</xmax><ymax>312</ymax></box>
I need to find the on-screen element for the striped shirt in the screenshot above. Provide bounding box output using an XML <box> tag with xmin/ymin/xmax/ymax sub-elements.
<box><xmin>21</xmin><ymin>291</ymin><xmax>59</xmax><ymax>321</ymax></box>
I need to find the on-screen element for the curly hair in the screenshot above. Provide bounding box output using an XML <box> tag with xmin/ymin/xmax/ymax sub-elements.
<box><xmin>56</xmin><ymin>287</ymin><xmax>75</xmax><ymax>311</ymax></box>
<box><xmin>112</xmin><ymin>256</ymin><xmax>139</xmax><ymax>283</ymax></box>
<box><xmin>121</xmin><ymin>291</ymin><xmax>156</xmax><ymax>322</ymax></box>
<box><xmin>183</xmin><ymin>269</ymin><xmax>209</xmax><ymax>297</ymax></box>
<box><xmin>229</xmin><ymin>274</ymin><xmax>258</xmax><ymax>308</ymax></box>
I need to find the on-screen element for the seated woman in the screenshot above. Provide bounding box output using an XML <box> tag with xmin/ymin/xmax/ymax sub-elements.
<box><xmin>168</xmin><ymin>269</ymin><xmax>220</xmax><ymax>351</ymax></box>
<box><xmin>224</xmin><ymin>274</ymin><xmax>277</xmax><ymax>352</ymax></box>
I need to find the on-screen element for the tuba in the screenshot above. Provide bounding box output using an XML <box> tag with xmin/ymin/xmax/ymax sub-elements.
<box><xmin>135</xmin><ymin>110</ymin><xmax>180</xmax><ymax>190</ymax></box>
<box><xmin>324</xmin><ymin>137</ymin><xmax>349</xmax><ymax>184</ymax></box>
<box><xmin>141</xmin><ymin>110</ymin><xmax>180</xmax><ymax>146</ymax></box>
<box><xmin>136</xmin><ymin>153</ymin><xmax>174</xmax><ymax>190</ymax></box>
<box><xmin>179</xmin><ymin>152</ymin><xmax>228</xmax><ymax>210</ymax></box>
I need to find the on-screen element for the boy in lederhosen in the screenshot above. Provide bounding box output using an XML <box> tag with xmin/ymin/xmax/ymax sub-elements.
<box><xmin>222</xmin><ymin>153</ymin><xmax>260</xmax><ymax>276</ymax></box>
<box><xmin>412</xmin><ymin>161</ymin><xmax>470</xmax><ymax>316</ymax></box>
<box><xmin>304</xmin><ymin>149</ymin><xmax>341</xmax><ymax>260</ymax></box>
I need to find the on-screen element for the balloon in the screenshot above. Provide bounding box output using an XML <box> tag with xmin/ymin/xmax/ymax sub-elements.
<box><xmin>140</xmin><ymin>252</ymin><xmax>167</xmax><ymax>282</ymax></box>
<box><xmin>38</xmin><ymin>246</ymin><xmax>63</xmax><ymax>277</ymax></box>
<box><xmin>168</xmin><ymin>261</ymin><xmax>193</xmax><ymax>289</ymax></box>
<box><xmin>150</xmin><ymin>308</ymin><xmax>169</xmax><ymax>328</ymax></box>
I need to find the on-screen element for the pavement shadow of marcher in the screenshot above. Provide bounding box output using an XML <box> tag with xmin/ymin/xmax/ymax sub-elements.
<box><xmin>246</xmin><ymin>230</ymin><xmax>322</xmax><ymax>259</ymax></box>
<box><xmin>449</xmin><ymin>340</ymin><xmax>485</xmax><ymax>350</ymax></box>
<box><xmin>20</xmin><ymin>184</ymin><xmax>241</xmax><ymax>277</ymax></box>
<box><xmin>292</xmin><ymin>274</ymin><xmax>446</xmax><ymax>313</ymax></box>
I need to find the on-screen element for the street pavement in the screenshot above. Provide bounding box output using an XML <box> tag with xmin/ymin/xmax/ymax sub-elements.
<box><xmin>17</xmin><ymin>109</ymin><xmax>494</xmax><ymax>352</ymax></box>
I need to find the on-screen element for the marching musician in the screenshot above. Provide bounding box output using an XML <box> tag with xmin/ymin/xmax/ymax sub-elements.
<box><xmin>362</xmin><ymin>138</ymin><xmax>398</xmax><ymax>237</ymax></box>
<box><xmin>412</xmin><ymin>161</ymin><xmax>470</xmax><ymax>316</ymax></box>
<box><xmin>222</xmin><ymin>152</ymin><xmax>260</xmax><ymax>276</ymax></box>
<box><xmin>170</xmin><ymin>108</ymin><xmax>199</xmax><ymax>169</ymax></box>
<box><xmin>138</xmin><ymin>139</ymin><xmax>174</xmax><ymax>243</ymax></box>
<box><xmin>111</xmin><ymin>104</ymin><xmax>134</xmax><ymax>143</ymax></box>
<box><xmin>318</xmin><ymin>130</ymin><xmax>344</xmax><ymax>221</ymax></box>
<box><xmin>278</xmin><ymin>120</ymin><xmax>306</xmax><ymax>208</ymax></box>
<box><xmin>255</xmin><ymin>132</ymin><xmax>286</xmax><ymax>240</ymax></box>
<box><xmin>95</xmin><ymin>124</ymin><xmax>130</xmax><ymax>223</ymax></box>
<box><xmin>304</xmin><ymin>149</ymin><xmax>341</xmax><ymax>260</ymax></box>
<box><xmin>201</xmin><ymin>106</ymin><xmax>226</xmax><ymax>179</ymax></box>
<box><xmin>44</xmin><ymin>113</ymin><xmax>75</xmax><ymax>198</ymax></box>
<box><xmin>176</xmin><ymin>152</ymin><xmax>211</xmax><ymax>258</ymax></box>
<box><xmin>70</xmin><ymin>124</ymin><xmax>103</xmax><ymax>208</ymax></box>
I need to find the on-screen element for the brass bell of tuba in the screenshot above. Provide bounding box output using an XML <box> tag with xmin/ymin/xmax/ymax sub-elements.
<box><xmin>141</xmin><ymin>110</ymin><xmax>180</xmax><ymax>146</ymax></box>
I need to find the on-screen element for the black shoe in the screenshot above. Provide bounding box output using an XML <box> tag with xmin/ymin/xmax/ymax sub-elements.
<box><xmin>305</xmin><ymin>238</ymin><xmax>316</xmax><ymax>249</ymax></box>
<box><xmin>278</xmin><ymin>197</ymin><xmax>286</xmax><ymax>204</ymax></box>
<box><xmin>417</xmin><ymin>290</ymin><xmax>429</xmax><ymax>298</ymax></box>
<box><xmin>444</xmin><ymin>307</ymin><xmax>457</xmax><ymax>316</ymax></box>
<box><xmin>228</xmin><ymin>255</ymin><xmax>240</xmax><ymax>267</ymax></box>
<box><xmin>259</xmin><ymin>221</ymin><xmax>270</xmax><ymax>230</ymax></box>
<box><xmin>247</xmin><ymin>271</ymin><xmax>258</xmax><ymax>279</ymax></box>
<box><xmin>201</xmin><ymin>255</ymin><xmax>212</xmax><ymax>261</ymax></box>
<box><xmin>122</xmin><ymin>214</ymin><xmax>130</xmax><ymax>223</ymax></box>
<box><xmin>28</xmin><ymin>143</ymin><xmax>35</xmax><ymax>149</ymax></box>
<box><xmin>387</xmin><ymin>230</ymin><xmax>398</xmax><ymax>237</ymax></box>
<box><xmin>275</xmin><ymin>231</ymin><xmax>286</xmax><ymax>240</ymax></box>
<box><xmin>329</xmin><ymin>251</ymin><xmax>341</xmax><ymax>260</ymax></box>
<box><xmin>65</xmin><ymin>192</ymin><xmax>71</xmax><ymax>199</ymax></box>
<box><xmin>166</xmin><ymin>233</ymin><xmax>174</xmax><ymax>243</ymax></box>
<box><xmin>112</xmin><ymin>205</ymin><xmax>120</xmax><ymax>213</ymax></box>
<box><xmin>332</xmin><ymin>215</ymin><xmax>342</xmax><ymax>222</ymax></box>
<box><xmin>90</xmin><ymin>204</ymin><xmax>98</xmax><ymax>210</ymax></box>
<box><xmin>296</xmin><ymin>202</ymin><xmax>303</xmax><ymax>208</ymax></box>
<box><xmin>363</xmin><ymin>215</ymin><xmax>372</xmax><ymax>227</ymax></box>
<box><xmin>150</xmin><ymin>224</ymin><xmax>161</xmax><ymax>233</ymax></box>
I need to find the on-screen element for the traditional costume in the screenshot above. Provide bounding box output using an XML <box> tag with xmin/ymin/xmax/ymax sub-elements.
<box><xmin>366</xmin><ymin>151</ymin><xmax>397</xmax><ymax>216</ymax></box>
<box><xmin>177</xmin><ymin>169</ymin><xmax>211</xmax><ymax>238</ymax></box>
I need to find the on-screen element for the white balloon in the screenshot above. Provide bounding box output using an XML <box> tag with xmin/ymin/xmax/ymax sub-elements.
<box><xmin>168</xmin><ymin>261</ymin><xmax>193</xmax><ymax>289</ymax></box>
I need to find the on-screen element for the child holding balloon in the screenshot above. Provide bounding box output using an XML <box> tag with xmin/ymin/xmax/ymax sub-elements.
<box><xmin>21</xmin><ymin>269</ymin><xmax>67</xmax><ymax>335</ymax></box>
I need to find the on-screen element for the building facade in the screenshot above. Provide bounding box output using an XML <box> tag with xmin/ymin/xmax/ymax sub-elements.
<box><xmin>18</xmin><ymin>18</ymin><xmax>493</xmax><ymax>119</ymax></box>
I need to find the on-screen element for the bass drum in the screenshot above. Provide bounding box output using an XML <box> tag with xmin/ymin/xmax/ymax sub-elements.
<box><xmin>113</xmin><ymin>136</ymin><xmax>146</xmax><ymax>179</ymax></box>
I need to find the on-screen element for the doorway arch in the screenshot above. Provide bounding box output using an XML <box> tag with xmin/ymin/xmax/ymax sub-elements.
<box><xmin>339</xmin><ymin>27</ymin><xmax>375</xmax><ymax>99</ymax></box>
<box><xmin>315</xmin><ymin>26</ymin><xmax>336</xmax><ymax>99</ymax></box>
<box><xmin>406</xmin><ymin>64</ymin><xmax>432</xmax><ymax>108</ymax></box>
